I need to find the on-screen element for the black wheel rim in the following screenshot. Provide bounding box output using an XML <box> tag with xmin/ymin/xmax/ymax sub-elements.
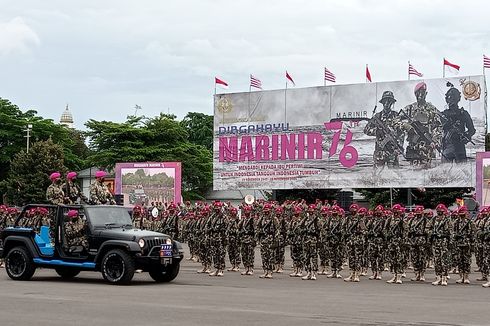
<box><xmin>105</xmin><ymin>254</ymin><xmax>125</xmax><ymax>281</ymax></box>
<box><xmin>8</xmin><ymin>251</ymin><xmax>27</xmax><ymax>277</ymax></box>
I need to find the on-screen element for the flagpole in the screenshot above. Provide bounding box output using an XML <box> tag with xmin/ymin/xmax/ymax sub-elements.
<box><xmin>285</xmin><ymin>81</ymin><xmax>288</xmax><ymax>122</ymax></box>
<box><xmin>324</xmin><ymin>68</ymin><xmax>326</xmax><ymax>87</ymax></box>
<box><xmin>249</xmin><ymin>76</ymin><xmax>252</xmax><ymax>122</ymax></box>
<box><xmin>365</xmin><ymin>64</ymin><xmax>368</xmax><ymax>83</ymax></box>
<box><xmin>443</xmin><ymin>58</ymin><xmax>445</xmax><ymax>78</ymax></box>
<box><xmin>408</xmin><ymin>61</ymin><xmax>410</xmax><ymax>81</ymax></box>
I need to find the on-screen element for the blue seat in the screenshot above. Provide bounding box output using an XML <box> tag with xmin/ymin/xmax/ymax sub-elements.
<box><xmin>34</xmin><ymin>226</ymin><xmax>54</xmax><ymax>256</ymax></box>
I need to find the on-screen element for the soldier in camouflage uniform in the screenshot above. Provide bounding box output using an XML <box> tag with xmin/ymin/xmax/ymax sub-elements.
<box><xmin>398</xmin><ymin>82</ymin><xmax>442</xmax><ymax>167</ymax></box>
<box><xmin>408</xmin><ymin>206</ymin><xmax>430</xmax><ymax>281</ymax></box>
<box><xmin>89</xmin><ymin>171</ymin><xmax>116</xmax><ymax>205</ymax></box>
<box><xmin>301</xmin><ymin>204</ymin><xmax>320</xmax><ymax>280</ymax></box>
<box><xmin>226</xmin><ymin>207</ymin><xmax>241</xmax><ymax>272</ymax></box>
<box><xmin>431</xmin><ymin>204</ymin><xmax>452</xmax><ymax>286</ymax></box>
<box><xmin>62</xmin><ymin>172</ymin><xmax>88</xmax><ymax>204</ymax></box>
<box><xmin>326</xmin><ymin>205</ymin><xmax>344</xmax><ymax>279</ymax></box>
<box><xmin>385</xmin><ymin>204</ymin><xmax>407</xmax><ymax>284</ymax></box>
<box><xmin>162</xmin><ymin>203</ymin><xmax>180</xmax><ymax>240</ymax></box>
<box><xmin>452</xmin><ymin>206</ymin><xmax>475</xmax><ymax>284</ymax></box>
<box><xmin>239</xmin><ymin>205</ymin><xmax>256</xmax><ymax>275</ymax></box>
<box><xmin>185</xmin><ymin>212</ymin><xmax>198</xmax><ymax>262</ymax></box>
<box><xmin>46</xmin><ymin>172</ymin><xmax>65</xmax><ymax>205</ymax></box>
<box><xmin>449</xmin><ymin>210</ymin><xmax>459</xmax><ymax>275</ymax></box>
<box><xmin>65</xmin><ymin>209</ymin><xmax>89</xmax><ymax>252</ymax></box>
<box><xmin>367</xmin><ymin>205</ymin><xmax>386</xmax><ymax>280</ymax></box>
<box><xmin>481</xmin><ymin>208</ymin><xmax>490</xmax><ymax>287</ymax></box>
<box><xmin>206</xmin><ymin>201</ymin><xmax>227</xmax><ymax>276</ymax></box>
<box><xmin>364</xmin><ymin>91</ymin><xmax>404</xmax><ymax>168</ymax></box>
<box><xmin>288</xmin><ymin>206</ymin><xmax>305</xmax><ymax>277</ymax></box>
<box><xmin>197</xmin><ymin>206</ymin><xmax>212</xmax><ymax>274</ymax></box>
<box><xmin>273</xmin><ymin>206</ymin><xmax>287</xmax><ymax>273</ymax></box>
<box><xmin>132</xmin><ymin>205</ymin><xmax>146</xmax><ymax>229</ymax></box>
<box><xmin>476</xmin><ymin>208</ymin><xmax>489</xmax><ymax>282</ymax></box>
<box><xmin>318</xmin><ymin>206</ymin><xmax>331</xmax><ymax>275</ymax></box>
<box><xmin>257</xmin><ymin>203</ymin><xmax>279</xmax><ymax>279</ymax></box>
<box><xmin>344</xmin><ymin>204</ymin><xmax>367</xmax><ymax>282</ymax></box>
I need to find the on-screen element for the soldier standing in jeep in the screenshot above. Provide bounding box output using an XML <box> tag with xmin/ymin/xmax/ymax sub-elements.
<box><xmin>65</xmin><ymin>209</ymin><xmax>89</xmax><ymax>253</ymax></box>
<box><xmin>89</xmin><ymin>171</ymin><xmax>116</xmax><ymax>205</ymax></box>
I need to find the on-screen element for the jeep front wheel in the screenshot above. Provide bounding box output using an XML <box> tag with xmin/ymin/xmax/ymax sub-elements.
<box><xmin>101</xmin><ymin>249</ymin><xmax>135</xmax><ymax>285</ymax></box>
<box><xmin>149</xmin><ymin>263</ymin><xmax>180</xmax><ymax>283</ymax></box>
<box><xmin>5</xmin><ymin>246</ymin><xmax>36</xmax><ymax>281</ymax></box>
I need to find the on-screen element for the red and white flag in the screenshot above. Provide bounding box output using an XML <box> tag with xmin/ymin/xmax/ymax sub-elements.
<box><xmin>250</xmin><ymin>74</ymin><xmax>262</xmax><ymax>89</ymax></box>
<box><xmin>324</xmin><ymin>67</ymin><xmax>336</xmax><ymax>83</ymax></box>
<box><xmin>215</xmin><ymin>77</ymin><xmax>229</xmax><ymax>89</ymax></box>
<box><xmin>366</xmin><ymin>65</ymin><xmax>372</xmax><ymax>82</ymax></box>
<box><xmin>444</xmin><ymin>58</ymin><xmax>460</xmax><ymax>74</ymax></box>
<box><xmin>286</xmin><ymin>71</ymin><xmax>295</xmax><ymax>86</ymax></box>
<box><xmin>484</xmin><ymin>55</ymin><xmax>490</xmax><ymax>69</ymax></box>
<box><xmin>408</xmin><ymin>63</ymin><xmax>423</xmax><ymax>77</ymax></box>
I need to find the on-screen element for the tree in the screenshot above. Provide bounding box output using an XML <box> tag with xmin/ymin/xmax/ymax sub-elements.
<box><xmin>3</xmin><ymin>139</ymin><xmax>66</xmax><ymax>206</ymax></box>
<box><xmin>85</xmin><ymin>113</ymin><xmax>212</xmax><ymax>200</ymax></box>
<box><xmin>181</xmin><ymin>112</ymin><xmax>213</xmax><ymax>152</ymax></box>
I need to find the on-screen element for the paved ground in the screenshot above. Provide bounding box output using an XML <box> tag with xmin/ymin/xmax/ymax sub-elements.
<box><xmin>0</xmin><ymin>245</ymin><xmax>489</xmax><ymax>326</ymax></box>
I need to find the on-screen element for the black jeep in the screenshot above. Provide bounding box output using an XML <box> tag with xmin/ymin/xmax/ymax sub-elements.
<box><xmin>0</xmin><ymin>204</ymin><xmax>184</xmax><ymax>285</ymax></box>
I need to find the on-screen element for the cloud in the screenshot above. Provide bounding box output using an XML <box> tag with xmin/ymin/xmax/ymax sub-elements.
<box><xmin>0</xmin><ymin>17</ymin><xmax>40</xmax><ymax>55</ymax></box>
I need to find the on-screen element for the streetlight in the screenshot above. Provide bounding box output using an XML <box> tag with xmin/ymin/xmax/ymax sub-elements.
<box><xmin>24</xmin><ymin>124</ymin><xmax>33</xmax><ymax>153</ymax></box>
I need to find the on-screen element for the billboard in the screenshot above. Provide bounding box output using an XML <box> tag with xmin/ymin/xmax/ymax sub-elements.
<box><xmin>115</xmin><ymin>162</ymin><xmax>182</xmax><ymax>206</ymax></box>
<box><xmin>476</xmin><ymin>152</ymin><xmax>490</xmax><ymax>207</ymax></box>
<box><xmin>214</xmin><ymin>76</ymin><xmax>486</xmax><ymax>190</ymax></box>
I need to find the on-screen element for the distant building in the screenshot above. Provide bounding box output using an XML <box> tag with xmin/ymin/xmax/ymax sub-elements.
<box><xmin>60</xmin><ymin>105</ymin><xmax>74</xmax><ymax>128</ymax></box>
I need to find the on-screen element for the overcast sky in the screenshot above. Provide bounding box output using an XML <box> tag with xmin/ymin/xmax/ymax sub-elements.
<box><xmin>1</xmin><ymin>0</ymin><xmax>489</xmax><ymax>129</ymax></box>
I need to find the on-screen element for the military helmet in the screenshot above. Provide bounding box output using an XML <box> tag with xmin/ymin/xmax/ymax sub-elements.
<box><xmin>321</xmin><ymin>206</ymin><xmax>330</xmax><ymax>215</ymax></box>
<box><xmin>274</xmin><ymin>206</ymin><xmax>283</xmax><ymax>214</ymax></box>
<box><xmin>458</xmin><ymin>206</ymin><xmax>468</xmax><ymax>214</ymax></box>
<box><xmin>50</xmin><ymin>172</ymin><xmax>61</xmax><ymax>180</ymax></box>
<box><xmin>374</xmin><ymin>205</ymin><xmax>384</xmax><ymax>213</ymax></box>
<box><xmin>293</xmin><ymin>205</ymin><xmax>302</xmax><ymax>215</ymax></box>
<box><xmin>307</xmin><ymin>204</ymin><xmax>316</xmax><ymax>212</ymax></box>
<box><xmin>358</xmin><ymin>207</ymin><xmax>368</xmax><ymax>215</ymax></box>
<box><xmin>414</xmin><ymin>205</ymin><xmax>424</xmax><ymax>214</ymax></box>
<box><xmin>436</xmin><ymin>203</ymin><xmax>448</xmax><ymax>212</ymax></box>
<box><xmin>379</xmin><ymin>91</ymin><xmax>396</xmax><ymax>103</ymax></box>
<box><xmin>263</xmin><ymin>203</ymin><xmax>272</xmax><ymax>212</ymax></box>
<box><xmin>392</xmin><ymin>204</ymin><xmax>404</xmax><ymax>213</ymax></box>
<box><xmin>349</xmin><ymin>203</ymin><xmax>359</xmax><ymax>213</ymax></box>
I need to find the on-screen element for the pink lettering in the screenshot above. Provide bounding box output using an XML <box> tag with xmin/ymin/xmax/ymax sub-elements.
<box><xmin>219</xmin><ymin>136</ymin><xmax>238</xmax><ymax>162</ymax></box>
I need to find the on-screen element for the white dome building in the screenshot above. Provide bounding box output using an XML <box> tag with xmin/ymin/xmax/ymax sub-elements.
<box><xmin>60</xmin><ymin>105</ymin><xmax>74</xmax><ymax>128</ymax></box>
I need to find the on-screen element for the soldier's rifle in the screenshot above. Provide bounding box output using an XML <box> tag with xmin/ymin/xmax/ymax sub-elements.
<box><xmin>437</xmin><ymin>111</ymin><xmax>475</xmax><ymax>146</ymax></box>
<box><xmin>370</xmin><ymin>106</ymin><xmax>407</xmax><ymax>159</ymax></box>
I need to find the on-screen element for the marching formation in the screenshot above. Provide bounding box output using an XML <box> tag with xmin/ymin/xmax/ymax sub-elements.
<box><xmin>131</xmin><ymin>199</ymin><xmax>490</xmax><ymax>287</ymax></box>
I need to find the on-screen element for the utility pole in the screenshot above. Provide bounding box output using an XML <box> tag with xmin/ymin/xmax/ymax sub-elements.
<box><xmin>24</xmin><ymin>124</ymin><xmax>33</xmax><ymax>153</ymax></box>
<box><xmin>134</xmin><ymin>104</ymin><xmax>142</xmax><ymax>116</ymax></box>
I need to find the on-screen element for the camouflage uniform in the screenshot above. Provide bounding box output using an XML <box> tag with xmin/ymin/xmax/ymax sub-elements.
<box><xmin>408</xmin><ymin>211</ymin><xmax>430</xmax><ymax>280</ymax></box>
<box><xmin>476</xmin><ymin>212</ymin><xmax>489</xmax><ymax>281</ymax></box>
<box><xmin>344</xmin><ymin>212</ymin><xmax>366</xmax><ymax>281</ymax></box>
<box><xmin>288</xmin><ymin>214</ymin><xmax>305</xmax><ymax>277</ymax></box>
<box><xmin>431</xmin><ymin>211</ymin><xmax>453</xmax><ymax>285</ymax></box>
<box><xmin>89</xmin><ymin>180</ymin><xmax>116</xmax><ymax>205</ymax></box>
<box><xmin>452</xmin><ymin>210</ymin><xmax>475</xmax><ymax>283</ymax></box>
<box><xmin>226</xmin><ymin>213</ymin><xmax>242</xmax><ymax>271</ymax></box>
<box><xmin>162</xmin><ymin>211</ymin><xmax>179</xmax><ymax>240</ymax></box>
<box><xmin>399</xmin><ymin>83</ymin><xmax>442</xmax><ymax>166</ymax></box>
<box><xmin>482</xmin><ymin>215</ymin><xmax>490</xmax><ymax>287</ymax></box>
<box><xmin>325</xmin><ymin>208</ymin><xmax>344</xmax><ymax>278</ymax></box>
<box><xmin>62</xmin><ymin>180</ymin><xmax>87</xmax><ymax>204</ymax></box>
<box><xmin>257</xmin><ymin>208</ymin><xmax>279</xmax><ymax>278</ymax></box>
<box><xmin>197</xmin><ymin>211</ymin><xmax>212</xmax><ymax>273</ymax></box>
<box><xmin>318</xmin><ymin>211</ymin><xmax>330</xmax><ymax>274</ymax></box>
<box><xmin>65</xmin><ymin>217</ymin><xmax>89</xmax><ymax>251</ymax></box>
<box><xmin>301</xmin><ymin>210</ymin><xmax>320</xmax><ymax>279</ymax></box>
<box><xmin>385</xmin><ymin>209</ymin><xmax>407</xmax><ymax>283</ymax></box>
<box><xmin>367</xmin><ymin>212</ymin><xmax>386</xmax><ymax>279</ymax></box>
<box><xmin>364</xmin><ymin>91</ymin><xmax>404</xmax><ymax>168</ymax></box>
<box><xmin>238</xmin><ymin>213</ymin><xmax>256</xmax><ymax>275</ymax></box>
<box><xmin>273</xmin><ymin>213</ymin><xmax>288</xmax><ymax>272</ymax></box>
<box><xmin>206</xmin><ymin>209</ymin><xmax>227</xmax><ymax>275</ymax></box>
<box><xmin>46</xmin><ymin>183</ymin><xmax>65</xmax><ymax>205</ymax></box>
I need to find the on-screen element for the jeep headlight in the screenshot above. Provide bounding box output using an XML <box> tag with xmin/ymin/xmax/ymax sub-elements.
<box><xmin>138</xmin><ymin>238</ymin><xmax>145</xmax><ymax>248</ymax></box>
<box><xmin>165</xmin><ymin>238</ymin><xmax>172</xmax><ymax>245</ymax></box>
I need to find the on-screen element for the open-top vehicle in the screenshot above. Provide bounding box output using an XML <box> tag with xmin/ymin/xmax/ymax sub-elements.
<box><xmin>0</xmin><ymin>204</ymin><xmax>183</xmax><ymax>285</ymax></box>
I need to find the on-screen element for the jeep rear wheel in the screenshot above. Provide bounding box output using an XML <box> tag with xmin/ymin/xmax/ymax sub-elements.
<box><xmin>5</xmin><ymin>246</ymin><xmax>36</xmax><ymax>281</ymax></box>
<box><xmin>55</xmin><ymin>267</ymin><xmax>81</xmax><ymax>279</ymax></box>
<box><xmin>149</xmin><ymin>263</ymin><xmax>180</xmax><ymax>283</ymax></box>
<box><xmin>101</xmin><ymin>249</ymin><xmax>135</xmax><ymax>285</ymax></box>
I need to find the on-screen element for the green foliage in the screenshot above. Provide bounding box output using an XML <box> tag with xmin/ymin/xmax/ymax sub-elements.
<box><xmin>3</xmin><ymin>139</ymin><xmax>66</xmax><ymax>206</ymax></box>
<box><xmin>85</xmin><ymin>113</ymin><xmax>213</xmax><ymax>199</ymax></box>
<box><xmin>181</xmin><ymin>112</ymin><xmax>213</xmax><ymax>151</ymax></box>
<box><xmin>122</xmin><ymin>169</ymin><xmax>174</xmax><ymax>187</ymax></box>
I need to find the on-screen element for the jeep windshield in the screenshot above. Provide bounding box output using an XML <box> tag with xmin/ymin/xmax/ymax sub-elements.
<box><xmin>85</xmin><ymin>206</ymin><xmax>133</xmax><ymax>228</ymax></box>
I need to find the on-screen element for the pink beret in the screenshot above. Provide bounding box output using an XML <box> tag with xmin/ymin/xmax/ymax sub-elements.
<box><xmin>50</xmin><ymin>172</ymin><xmax>61</xmax><ymax>180</ymax></box>
<box><xmin>95</xmin><ymin>171</ymin><xmax>106</xmax><ymax>178</ymax></box>
<box><xmin>67</xmin><ymin>210</ymin><xmax>78</xmax><ymax>218</ymax></box>
<box><xmin>414</xmin><ymin>82</ymin><xmax>427</xmax><ymax>93</ymax></box>
<box><xmin>67</xmin><ymin>172</ymin><xmax>77</xmax><ymax>180</ymax></box>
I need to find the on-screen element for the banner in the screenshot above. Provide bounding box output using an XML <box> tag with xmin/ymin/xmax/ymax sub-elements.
<box><xmin>115</xmin><ymin>162</ymin><xmax>182</xmax><ymax>206</ymax></box>
<box><xmin>214</xmin><ymin>76</ymin><xmax>486</xmax><ymax>190</ymax></box>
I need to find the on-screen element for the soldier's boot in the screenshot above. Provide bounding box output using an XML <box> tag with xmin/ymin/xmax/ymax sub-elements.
<box><xmin>276</xmin><ymin>265</ymin><xmax>284</xmax><ymax>273</ymax></box>
<box><xmin>335</xmin><ymin>271</ymin><xmax>343</xmax><ymax>279</ymax></box>
<box><xmin>248</xmin><ymin>268</ymin><xmax>254</xmax><ymax>276</ymax></box>
<box><xmin>456</xmin><ymin>273</ymin><xmax>464</xmax><ymax>284</ymax></box>
<box><xmin>295</xmin><ymin>269</ymin><xmax>304</xmax><ymax>277</ymax></box>
<box><xmin>289</xmin><ymin>268</ymin><xmax>298</xmax><ymax>277</ymax></box>
<box><xmin>265</xmin><ymin>270</ymin><xmax>273</xmax><ymax>279</ymax></box>
<box><xmin>344</xmin><ymin>272</ymin><xmax>354</xmax><ymax>282</ymax></box>
<box><xmin>310</xmin><ymin>272</ymin><xmax>317</xmax><ymax>280</ymax></box>
<box><xmin>386</xmin><ymin>274</ymin><xmax>396</xmax><ymax>284</ymax></box>
<box><xmin>326</xmin><ymin>270</ymin><xmax>335</xmax><ymax>278</ymax></box>
<box><xmin>463</xmin><ymin>273</ymin><xmax>470</xmax><ymax>284</ymax></box>
<box><xmin>208</xmin><ymin>270</ymin><xmax>218</xmax><ymax>276</ymax></box>
<box><xmin>441</xmin><ymin>276</ymin><xmax>448</xmax><ymax>286</ymax></box>
<box><xmin>401</xmin><ymin>272</ymin><xmax>406</xmax><ymax>278</ymax></box>
<box><xmin>411</xmin><ymin>272</ymin><xmax>420</xmax><ymax>281</ymax></box>
<box><xmin>353</xmin><ymin>272</ymin><xmax>360</xmax><ymax>282</ymax></box>
<box><xmin>482</xmin><ymin>280</ymin><xmax>490</xmax><ymax>288</ymax></box>
<box><xmin>259</xmin><ymin>270</ymin><xmax>268</xmax><ymax>278</ymax></box>
<box><xmin>432</xmin><ymin>276</ymin><xmax>441</xmax><ymax>286</ymax></box>
<box><xmin>217</xmin><ymin>270</ymin><xmax>224</xmax><ymax>277</ymax></box>
<box><xmin>234</xmin><ymin>265</ymin><xmax>240</xmax><ymax>272</ymax></box>
<box><xmin>446</xmin><ymin>274</ymin><xmax>450</xmax><ymax>280</ymax></box>
<box><xmin>376</xmin><ymin>272</ymin><xmax>383</xmax><ymax>280</ymax></box>
<box><xmin>419</xmin><ymin>272</ymin><xmax>426</xmax><ymax>282</ymax></box>
<box><xmin>476</xmin><ymin>273</ymin><xmax>488</xmax><ymax>281</ymax></box>
<box><xmin>204</xmin><ymin>265</ymin><xmax>211</xmax><ymax>273</ymax></box>
<box><xmin>369</xmin><ymin>272</ymin><xmax>376</xmax><ymax>280</ymax></box>
<box><xmin>395</xmin><ymin>274</ymin><xmax>403</xmax><ymax>284</ymax></box>
<box><xmin>227</xmin><ymin>265</ymin><xmax>234</xmax><ymax>272</ymax></box>
<box><xmin>187</xmin><ymin>255</ymin><xmax>194</xmax><ymax>261</ymax></box>
<box><xmin>241</xmin><ymin>267</ymin><xmax>250</xmax><ymax>275</ymax></box>
<box><xmin>319</xmin><ymin>266</ymin><xmax>326</xmax><ymax>275</ymax></box>
<box><xmin>360</xmin><ymin>268</ymin><xmax>368</xmax><ymax>276</ymax></box>
<box><xmin>302</xmin><ymin>272</ymin><xmax>312</xmax><ymax>280</ymax></box>
<box><xmin>197</xmin><ymin>265</ymin><xmax>207</xmax><ymax>273</ymax></box>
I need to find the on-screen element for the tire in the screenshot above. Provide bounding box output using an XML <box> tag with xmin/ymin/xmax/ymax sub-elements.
<box><xmin>5</xmin><ymin>246</ymin><xmax>36</xmax><ymax>281</ymax></box>
<box><xmin>101</xmin><ymin>249</ymin><xmax>135</xmax><ymax>285</ymax></box>
<box><xmin>149</xmin><ymin>263</ymin><xmax>180</xmax><ymax>283</ymax></box>
<box><xmin>55</xmin><ymin>267</ymin><xmax>81</xmax><ymax>279</ymax></box>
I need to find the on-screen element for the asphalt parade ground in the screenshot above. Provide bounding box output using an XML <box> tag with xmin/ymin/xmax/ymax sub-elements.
<box><xmin>0</xmin><ymin>245</ymin><xmax>488</xmax><ymax>326</ymax></box>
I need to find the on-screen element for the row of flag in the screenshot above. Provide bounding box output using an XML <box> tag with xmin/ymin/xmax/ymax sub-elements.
<box><xmin>215</xmin><ymin>56</ymin><xmax>490</xmax><ymax>90</ymax></box>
